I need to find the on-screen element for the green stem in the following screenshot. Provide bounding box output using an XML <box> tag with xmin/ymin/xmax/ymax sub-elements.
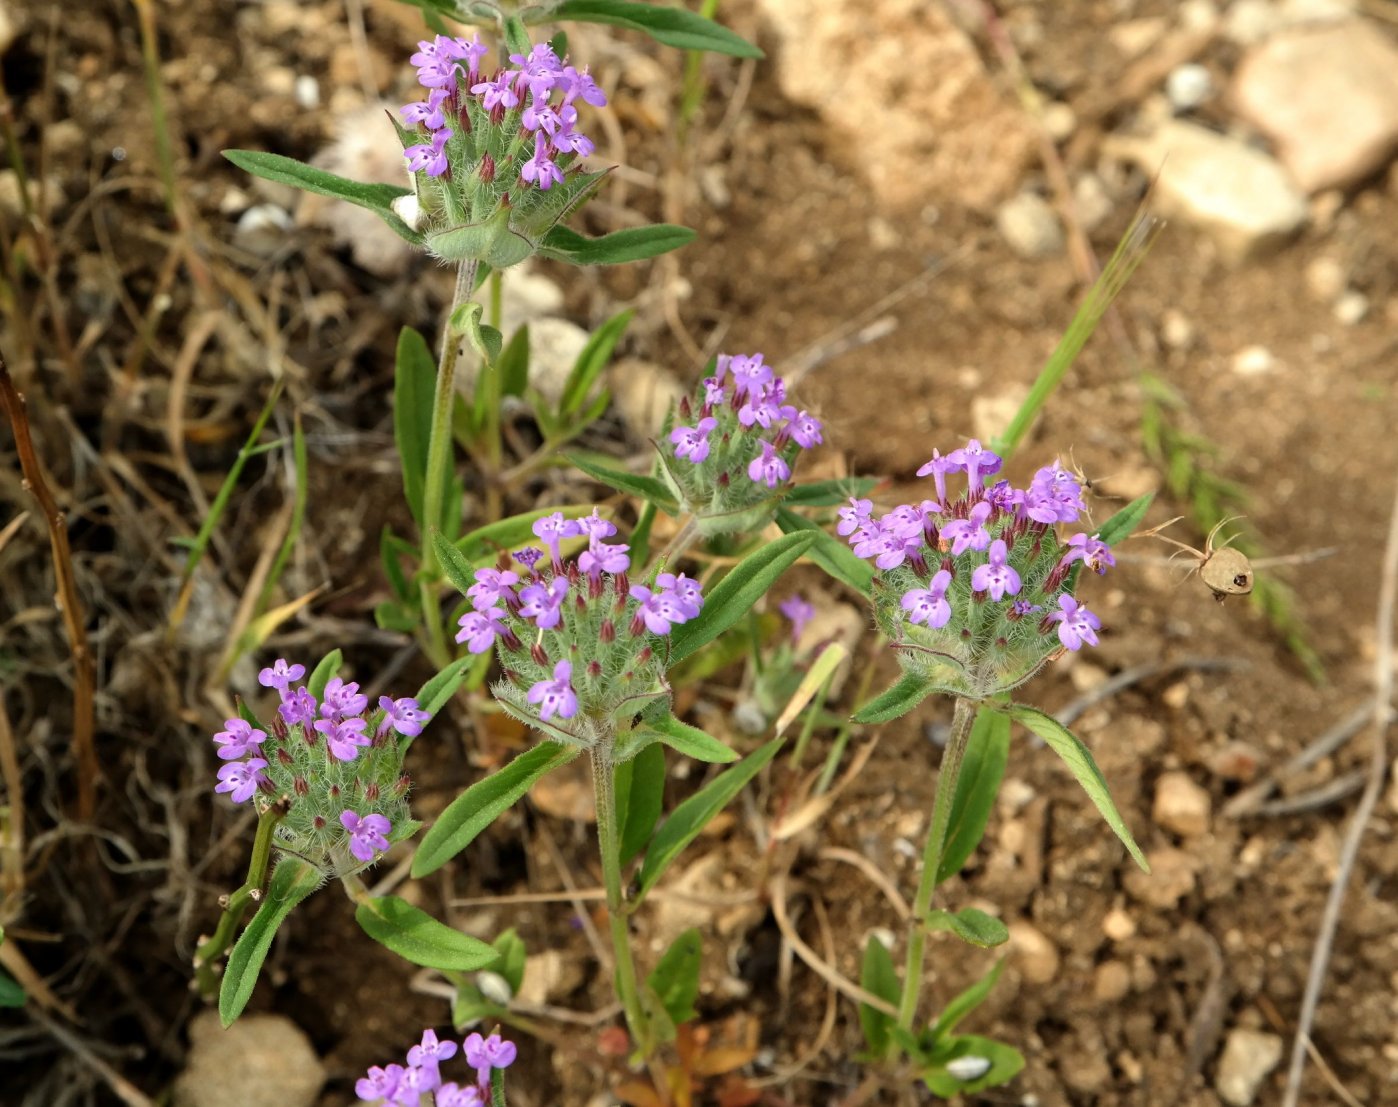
<box><xmin>418</xmin><ymin>260</ymin><xmax>479</xmax><ymax>666</ymax></box>
<box><xmin>892</xmin><ymin>695</ymin><xmax>977</xmax><ymax>1042</ymax></box>
<box><xmin>193</xmin><ymin>800</ymin><xmax>287</xmax><ymax>996</ymax></box>
<box><xmin>589</xmin><ymin>750</ymin><xmax>650</xmax><ymax>1054</ymax></box>
<box><xmin>658</xmin><ymin>515</ymin><xmax>699</xmax><ymax>569</ymax></box>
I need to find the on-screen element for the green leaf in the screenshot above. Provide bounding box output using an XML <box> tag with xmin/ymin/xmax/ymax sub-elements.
<box><xmin>499</xmin><ymin>326</ymin><xmax>530</xmax><ymax>398</ymax></box>
<box><xmin>776</xmin><ymin>507</ymin><xmax>872</xmax><ymax>595</ymax></box>
<box><xmin>405</xmin><ymin>655</ymin><xmax>475</xmax><ymax>743</ymax></box>
<box><xmin>642</xmin><ymin>713</ymin><xmax>737</xmax><ymax>763</ymax></box>
<box><xmin>380</xmin><ymin>526</ymin><xmax>415</xmax><ymax>602</ymax></box>
<box><xmin>494</xmin><ymin>928</ymin><xmax>528</xmax><ymax>995</ymax></box>
<box><xmin>539</xmin><ymin>224</ymin><xmax>697</xmax><ymax>266</ymax></box>
<box><xmin>630</xmin><ymin>500</ymin><xmax>656</xmax><ymax>569</ymax></box>
<box><xmin>433</xmin><ymin>530</ymin><xmax>481</xmax><ymax>597</ymax></box>
<box><xmin>219</xmin><ymin>858</ymin><xmax>323</xmax><ymax>1026</ymax></box>
<box><xmin>858</xmin><ymin>937</ymin><xmax>898</xmax><ymax>1057</ymax></box>
<box><xmin>1001</xmin><ymin>704</ymin><xmax>1149</xmax><ymax>872</ymax></box>
<box><xmin>924</xmin><ymin>908</ymin><xmax>1009</xmax><ymax>949</ymax></box>
<box><xmin>930</xmin><ymin>957</ymin><xmax>1006</xmax><ymax>1042</ymax></box>
<box><xmin>413</xmin><ymin>743</ymin><xmax>578</xmax><ymax>877</ymax></box>
<box><xmin>561</xmin><ymin>309</ymin><xmax>632</xmax><ymax>417</ymax></box>
<box><xmin>355</xmin><ymin>896</ymin><xmax>499</xmax><ymax>970</ymax></box>
<box><xmin>503</xmin><ymin>14</ymin><xmax>532</xmax><ymax>57</ymax></box>
<box><xmin>647</xmin><ymin>928</ymin><xmax>702</xmax><ymax>1027</ymax></box>
<box><xmin>375</xmin><ymin>600</ymin><xmax>419</xmax><ymax>633</ymax></box>
<box><xmin>394</xmin><ymin>326</ymin><xmax>436</xmax><ymax>527</ymax></box>
<box><xmin>0</xmin><ymin>966</ymin><xmax>24</xmax><ymax>1008</ymax></box>
<box><xmin>565</xmin><ymin>452</ymin><xmax>678</xmax><ymax>513</ymax></box>
<box><xmin>936</xmin><ymin>707</ymin><xmax>1011</xmax><ymax>882</ymax></box>
<box><xmin>452</xmin><ymin>982</ymin><xmax>505</xmax><ymax>1028</ymax></box>
<box><xmin>782</xmin><ymin>477</ymin><xmax>880</xmax><ymax>507</ymax></box>
<box><xmin>455</xmin><ymin>505</ymin><xmax>595</xmax><ymax>561</ymax></box>
<box><xmin>1095</xmin><ymin>492</ymin><xmax>1154</xmax><ymax>546</ymax></box>
<box><xmin>306</xmin><ymin>649</ymin><xmax>341</xmax><ymax>701</ymax></box>
<box><xmin>852</xmin><ymin>672</ymin><xmax>933</xmax><ymax>724</ymax></box>
<box><xmin>636</xmin><ymin>737</ymin><xmax>782</xmax><ymax>901</ymax></box>
<box><xmin>668</xmin><ymin>533</ymin><xmax>816</xmax><ymax>665</ymax></box>
<box><xmin>923</xmin><ymin>1036</ymin><xmax>1025</xmax><ymax>1097</ymax></box>
<box><xmin>618</xmin><ymin>741</ymin><xmax>666</xmax><ymax>864</ymax></box>
<box><xmin>550</xmin><ymin>0</ymin><xmax>763</xmax><ymax>57</ymax></box>
<box><xmin>222</xmin><ymin>150</ymin><xmax>420</xmax><ymax>245</ymax></box>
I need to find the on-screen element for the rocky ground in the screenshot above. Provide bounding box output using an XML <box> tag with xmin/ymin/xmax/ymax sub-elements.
<box><xmin>3</xmin><ymin>0</ymin><xmax>1398</xmax><ymax>1105</ymax></box>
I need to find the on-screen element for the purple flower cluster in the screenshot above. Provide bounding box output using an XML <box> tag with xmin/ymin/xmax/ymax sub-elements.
<box><xmin>357</xmin><ymin>1029</ymin><xmax>516</xmax><ymax>1106</ymax></box>
<box><xmin>450</xmin><ymin>509</ymin><xmax>703</xmax><ymax>739</ymax></box>
<box><xmin>400</xmin><ymin>35</ymin><xmax>603</xmax><ymax>188</ymax></box>
<box><xmin>846</xmin><ymin>441</ymin><xmax>1115</xmax><ymax>661</ymax></box>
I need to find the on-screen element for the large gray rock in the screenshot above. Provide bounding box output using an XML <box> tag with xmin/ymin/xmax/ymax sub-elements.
<box><xmin>174</xmin><ymin>1010</ymin><xmax>325</xmax><ymax>1107</ymax></box>
<box><xmin>1105</xmin><ymin>120</ymin><xmax>1307</xmax><ymax>262</ymax></box>
<box><xmin>1232</xmin><ymin>21</ymin><xmax>1398</xmax><ymax>192</ymax></box>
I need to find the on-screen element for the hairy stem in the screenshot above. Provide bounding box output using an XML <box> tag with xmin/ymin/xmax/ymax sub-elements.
<box><xmin>892</xmin><ymin>695</ymin><xmax>976</xmax><ymax>1041</ymax></box>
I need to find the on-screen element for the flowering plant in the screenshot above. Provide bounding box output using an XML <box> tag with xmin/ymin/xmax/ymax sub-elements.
<box><xmin>356</xmin><ymin>1028</ymin><xmax>516</xmax><ymax>1107</ymax></box>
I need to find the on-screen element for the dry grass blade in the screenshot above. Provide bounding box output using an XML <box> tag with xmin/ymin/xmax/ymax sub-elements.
<box><xmin>0</xmin><ymin>697</ymin><xmax>24</xmax><ymax>900</ymax></box>
<box><xmin>0</xmin><ymin>348</ymin><xmax>97</xmax><ymax>820</ymax></box>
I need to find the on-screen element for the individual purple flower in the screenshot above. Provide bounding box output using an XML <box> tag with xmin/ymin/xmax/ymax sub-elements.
<box><xmin>355</xmin><ymin>1063</ymin><xmax>403</xmax><ymax>1103</ymax></box>
<box><xmin>457</xmin><ymin>607</ymin><xmax>509</xmax><ymax>653</ymax></box>
<box><xmin>655</xmin><ymin>572</ymin><xmax>703</xmax><ymax>618</ymax></box>
<box><xmin>459</xmin><ymin>33</ymin><xmax>489</xmax><ymax>76</ymax></box>
<box><xmin>671</xmin><ymin>416</ymin><xmax>717</xmax><ymax>463</ymax></box>
<box><xmin>552</xmin><ymin>122</ymin><xmax>594</xmax><ymax>158</ymax></box>
<box><xmin>1059</xmin><ymin>532</ymin><xmax>1115</xmax><ymax>575</ymax></box>
<box><xmin>941</xmin><ymin>501</ymin><xmax>993</xmax><ymax>556</ymax></box>
<box><xmin>527</xmin><ymin>661</ymin><xmax>578</xmax><ymax>721</ymax></box>
<box><xmin>407</xmin><ymin>1029</ymin><xmax>458</xmax><ymax>1083</ymax></box>
<box><xmin>970</xmin><ymin>539</ymin><xmax>1022</xmax><ymax>602</ymax></box>
<box><xmin>279</xmin><ymin>686</ymin><xmax>317</xmax><ymax>728</ymax></box>
<box><xmin>464</xmin><ymin>1031</ymin><xmax>518</xmax><ymax>1085</ymax></box>
<box><xmin>321</xmin><ymin>677</ymin><xmax>369</xmax><ymax>720</ymax></box>
<box><xmin>213</xmin><ymin>718</ymin><xmax>267</xmax><ymax>760</ymax></box>
<box><xmin>1024</xmin><ymin>461</ymin><xmax>1084</xmax><ymax>524</ymax></box>
<box><xmin>400</xmin><ymin>88</ymin><xmax>450</xmax><ymax>131</ymax></box>
<box><xmin>986</xmin><ymin>479</ymin><xmax>1019</xmax><ymax>514</ymax></box>
<box><xmin>901</xmin><ymin>569</ymin><xmax>953</xmax><ymax>628</ymax></box>
<box><xmin>629</xmin><ymin>584</ymin><xmax>691</xmax><ymax>635</ymax></box>
<box><xmin>1048</xmin><ymin>595</ymin><xmax>1101</xmax><ymax>651</ymax></box>
<box><xmin>257</xmin><ymin>658</ymin><xmax>305</xmax><ymax>694</ymax></box>
<box><xmin>838</xmin><ymin>497</ymin><xmax>873</xmax><ymax>537</ymax></box>
<box><xmin>393</xmin><ymin>1063</ymin><xmax>437</xmax><ymax>1102</ymax></box>
<box><xmin>780</xmin><ymin>594</ymin><xmax>815</xmax><ymax>642</ymax></box>
<box><xmin>521</xmin><ymin>94</ymin><xmax>564</xmax><ymax>134</ymax></box>
<box><xmin>471</xmin><ymin>73</ymin><xmax>519</xmax><ymax>110</ymax></box>
<box><xmin>532</xmin><ymin>512</ymin><xmax>582</xmax><ymax>567</ymax></box>
<box><xmin>377</xmin><ymin>696</ymin><xmax>431</xmax><ymax>738</ymax></box>
<box><xmin>405</xmin><ymin>127</ymin><xmax>453</xmax><ymax>177</ymax></box>
<box><xmin>702</xmin><ymin>376</ymin><xmax>725</xmax><ymax>408</ymax></box>
<box><xmin>728</xmin><ymin>353</ymin><xmax>773</xmax><ymax>399</ymax></box>
<box><xmin>521</xmin><ymin>133</ymin><xmax>564</xmax><ymax>190</ymax></box>
<box><xmin>560</xmin><ymin>64</ymin><xmax>607</xmax><ymax>107</ymax></box>
<box><xmin>576</xmin><ymin>508</ymin><xmax>617</xmax><ymax>540</ymax></box>
<box><xmin>340</xmin><ymin>810</ymin><xmax>392</xmax><ymax>863</ymax></box>
<box><xmin>579</xmin><ymin>540</ymin><xmax>630</xmax><ymax>578</ymax></box>
<box><xmin>1010</xmin><ymin>600</ymin><xmax>1042</xmax><ymax>618</ymax></box>
<box><xmin>436</xmin><ymin>1084</ymin><xmax>484</xmax><ymax>1107</ymax></box>
<box><xmin>518</xmin><ymin>577</ymin><xmax>569</xmax><ymax>629</ymax></box>
<box><xmin>947</xmin><ymin>439</ymin><xmax>1003</xmax><ymax>494</ymax></box>
<box><xmin>916</xmin><ymin>448</ymin><xmax>958</xmax><ymax>506</ymax></box>
<box><xmin>786</xmin><ymin>410</ymin><xmax>823</xmax><ymax>448</ymax></box>
<box><xmin>316</xmin><ymin>716</ymin><xmax>370</xmax><ymax>762</ymax></box>
<box><xmin>513</xmin><ymin>546</ymin><xmax>543</xmax><ymax>571</ymax></box>
<box><xmin>414</xmin><ymin>55</ymin><xmax>462</xmax><ymax>90</ymax></box>
<box><xmin>738</xmin><ymin>381</ymin><xmax>786</xmax><ymax>429</ymax></box>
<box><xmin>468</xmin><ymin>567</ymin><xmax>520</xmax><ymax>611</ymax></box>
<box><xmin>747</xmin><ymin>440</ymin><xmax>790</xmax><ymax>488</ymax></box>
<box><xmin>214</xmin><ymin>758</ymin><xmax>267</xmax><ymax>804</ymax></box>
<box><xmin>510</xmin><ymin>43</ymin><xmax>563</xmax><ymax>96</ymax></box>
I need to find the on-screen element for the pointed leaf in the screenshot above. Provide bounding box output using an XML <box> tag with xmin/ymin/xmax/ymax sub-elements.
<box><xmin>222</xmin><ymin>151</ymin><xmax>420</xmax><ymax>244</ymax></box>
<box><xmin>0</xmin><ymin>967</ymin><xmax>24</xmax><ymax>1008</ymax></box>
<box><xmin>493</xmin><ymin>928</ymin><xmax>528</xmax><ymax>995</ymax></box>
<box><xmin>455</xmin><ymin>505</ymin><xmax>596</xmax><ymax>561</ymax></box>
<box><xmin>550</xmin><ymin>0</ymin><xmax>763</xmax><ymax>57</ymax></box>
<box><xmin>776</xmin><ymin>507</ymin><xmax>872</xmax><ymax>595</ymax></box>
<box><xmin>355</xmin><ymin>895</ymin><xmax>499</xmax><ymax>970</ymax></box>
<box><xmin>936</xmin><ymin>707</ymin><xmax>1011</xmax><ymax>882</ymax></box>
<box><xmin>1095</xmin><ymin>492</ymin><xmax>1154</xmax><ymax>546</ymax></box>
<box><xmin>642</xmin><ymin>713</ymin><xmax>737</xmax><ymax>763</ymax></box>
<box><xmin>413</xmin><ymin>742</ymin><xmax>577</xmax><ymax>877</ymax></box>
<box><xmin>852</xmin><ymin>672</ymin><xmax>933</xmax><ymax>724</ymax></box>
<box><xmin>636</xmin><ymin>738</ymin><xmax>782</xmax><ymax>901</ymax></box>
<box><xmin>540</xmin><ymin>224</ymin><xmax>697</xmax><ymax>265</ymax></box>
<box><xmin>503</xmin><ymin>14</ymin><xmax>532</xmax><ymax>57</ymax></box>
<box><xmin>306</xmin><ymin>649</ymin><xmax>342</xmax><ymax>701</ymax></box>
<box><xmin>782</xmin><ymin>478</ymin><xmax>879</xmax><ymax>507</ymax></box>
<box><xmin>858</xmin><ymin>936</ymin><xmax>898</xmax><ymax>1057</ymax></box>
<box><xmin>394</xmin><ymin>327</ymin><xmax>436</xmax><ymax>527</ymax></box>
<box><xmin>647</xmin><ymin>928</ymin><xmax>702</xmax><ymax>1028</ymax></box>
<box><xmin>930</xmin><ymin>957</ymin><xmax>1006</xmax><ymax>1042</ymax></box>
<box><xmin>565</xmin><ymin>452</ymin><xmax>678</xmax><ymax>513</ymax></box>
<box><xmin>1002</xmin><ymin>704</ymin><xmax>1149</xmax><ymax>871</ymax></box>
<box><xmin>617</xmin><ymin>741</ymin><xmax>666</xmax><ymax>864</ymax></box>
<box><xmin>561</xmin><ymin>309</ymin><xmax>632</xmax><ymax>416</ymax></box>
<box><xmin>668</xmin><ymin>532</ymin><xmax>816</xmax><ymax>664</ymax></box>
<box><xmin>924</xmin><ymin>908</ymin><xmax>1009</xmax><ymax>949</ymax></box>
<box><xmin>434</xmin><ymin>530</ymin><xmax>481</xmax><ymax>597</ymax></box>
<box><xmin>218</xmin><ymin>858</ymin><xmax>323</xmax><ymax>1026</ymax></box>
<box><xmin>499</xmin><ymin>326</ymin><xmax>531</xmax><ymax>398</ymax></box>
<box><xmin>923</xmin><ymin>1036</ymin><xmax>1025</xmax><ymax>1097</ymax></box>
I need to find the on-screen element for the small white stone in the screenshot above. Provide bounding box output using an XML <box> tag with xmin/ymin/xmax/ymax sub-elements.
<box><xmin>1216</xmin><ymin>1028</ymin><xmax>1283</xmax><ymax>1106</ymax></box>
<box><xmin>1152</xmin><ymin>771</ymin><xmax>1213</xmax><ymax>837</ymax></box>
<box><xmin>1043</xmin><ymin>102</ymin><xmax>1077</xmax><ymax>142</ymax></box>
<box><xmin>233</xmin><ymin>203</ymin><xmax>293</xmax><ymax>256</ymax></box>
<box><xmin>294</xmin><ymin>74</ymin><xmax>320</xmax><ymax>109</ymax></box>
<box><xmin>1231</xmin><ymin>345</ymin><xmax>1276</xmax><ymax>377</ymax></box>
<box><xmin>1334</xmin><ymin>290</ymin><xmax>1369</xmax><ymax>325</ymax></box>
<box><xmin>1103</xmin><ymin>906</ymin><xmax>1137</xmax><ymax>941</ymax></box>
<box><xmin>173</xmin><ymin>1012</ymin><xmax>325</xmax><ymax>1107</ymax></box>
<box><xmin>1161</xmin><ymin>309</ymin><xmax>1197</xmax><ymax>350</ymax></box>
<box><xmin>946</xmin><ymin>1056</ymin><xmax>993</xmax><ymax>1081</ymax></box>
<box><xmin>1167</xmin><ymin>64</ymin><xmax>1214</xmax><ymax>112</ymax></box>
<box><xmin>996</xmin><ymin>191</ymin><xmax>1064</xmax><ymax>258</ymax></box>
<box><xmin>1304</xmin><ymin>256</ymin><xmax>1347</xmax><ymax>303</ymax></box>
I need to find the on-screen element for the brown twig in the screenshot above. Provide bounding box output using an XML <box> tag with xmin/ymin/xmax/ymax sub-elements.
<box><xmin>1280</xmin><ymin>469</ymin><xmax>1398</xmax><ymax>1107</ymax></box>
<box><xmin>0</xmin><ymin>347</ymin><xmax>97</xmax><ymax>820</ymax></box>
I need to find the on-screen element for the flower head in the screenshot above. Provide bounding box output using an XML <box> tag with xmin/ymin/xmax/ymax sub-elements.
<box><xmin>355</xmin><ymin>1064</ymin><xmax>403</xmax><ymax>1103</ymax></box>
<box><xmin>406</xmin><ymin>1028</ymin><xmax>458</xmax><ymax>1081</ymax></box>
<box><xmin>340</xmin><ymin>810</ymin><xmax>392</xmax><ymax>863</ymax></box>
<box><xmin>527</xmin><ymin>661</ymin><xmax>578</xmax><ymax>721</ymax></box>
<box><xmin>785</xmin><ymin>410</ymin><xmax>823</xmax><ymax>449</ymax></box>
<box><xmin>1048</xmin><ymin>594</ymin><xmax>1101</xmax><ymax>650</ymax></box>
<box><xmin>629</xmin><ymin>584</ymin><xmax>692</xmax><ymax>636</ymax></box>
<box><xmin>400</xmin><ymin>88</ymin><xmax>450</xmax><ymax>130</ymax></box>
<box><xmin>258</xmin><ymin>658</ymin><xmax>306</xmax><ymax>694</ymax></box>
<box><xmin>377</xmin><ymin>696</ymin><xmax>431</xmax><ymax>739</ymax></box>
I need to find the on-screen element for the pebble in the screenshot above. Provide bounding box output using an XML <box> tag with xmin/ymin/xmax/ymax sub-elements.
<box><xmin>293</xmin><ymin>74</ymin><xmax>320</xmax><ymax>109</ymax></box>
<box><xmin>233</xmin><ymin>203</ymin><xmax>293</xmax><ymax>256</ymax></box>
<box><xmin>1215</xmin><ymin>1027</ymin><xmax>1283</xmax><ymax>1106</ymax></box>
<box><xmin>1166</xmin><ymin>64</ymin><xmax>1214</xmax><ymax>112</ymax></box>
<box><xmin>1105</xmin><ymin>121</ymin><xmax>1307</xmax><ymax>262</ymax></box>
<box><xmin>1102</xmin><ymin>906</ymin><xmax>1137</xmax><ymax>942</ymax></box>
<box><xmin>1304</xmin><ymin>256</ymin><xmax>1347</xmax><ymax>302</ymax></box>
<box><xmin>173</xmin><ymin>1011</ymin><xmax>325</xmax><ymax>1107</ymax></box>
<box><xmin>1072</xmin><ymin>172</ymin><xmax>1114</xmax><ymax>232</ymax></box>
<box><xmin>1152</xmin><ymin>771</ymin><xmax>1213</xmax><ymax>837</ymax></box>
<box><xmin>1160</xmin><ymin>309</ymin><xmax>1197</xmax><ymax>350</ymax></box>
<box><xmin>1093</xmin><ymin>960</ymin><xmax>1133</xmax><ymax>1002</ymax></box>
<box><xmin>1008</xmin><ymin>921</ymin><xmax>1060</xmax><ymax>984</ymax></box>
<box><xmin>1334</xmin><ymin>289</ymin><xmax>1369</xmax><ymax>325</ymax></box>
<box><xmin>1207</xmin><ymin>740</ymin><xmax>1264</xmax><ymax>783</ymax></box>
<box><xmin>1043</xmin><ymin>102</ymin><xmax>1077</xmax><ymax>142</ymax></box>
<box><xmin>1125</xmin><ymin>847</ymin><xmax>1198</xmax><ymax>908</ymax></box>
<box><xmin>609</xmin><ymin>357</ymin><xmax>686</xmax><ymax>438</ymax></box>
<box><xmin>1232</xmin><ymin>21</ymin><xmax>1398</xmax><ymax>193</ymax></box>
<box><xmin>1231</xmin><ymin>345</ymin><xmax>1276</xmax><ymax>377</ymax></box>
<box><xmin>995</xmin><ymin>191</ymin><xmax>1065</xmax><ymax>258</ymax></box>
